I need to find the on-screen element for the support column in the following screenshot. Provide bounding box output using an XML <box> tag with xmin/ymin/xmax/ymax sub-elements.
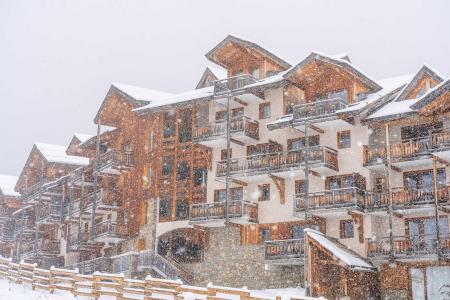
<box><xmin>225</xmin><ymin>95</ymin><xmax>232</xmax><ymax>225</ymax></box>
<box><xmin>385</xmin><ymin>124</ymin><xmax>395</xmax><ymax>262</ymax></box>
<box><xmin>432</xmin><ymin>156</ymin><xmax>442</xmax><ymax>262</ymax></box>
<box><xmin>90</xmin><ymin>121</ymin><xmax>101</xmax><ymax>241</ymax></box>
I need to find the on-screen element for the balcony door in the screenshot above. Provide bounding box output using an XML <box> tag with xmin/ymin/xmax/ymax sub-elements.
<box><xmin>408</xmin><ymin>217</ymin><xmax>449</xmax><ymax>253</ymax></box>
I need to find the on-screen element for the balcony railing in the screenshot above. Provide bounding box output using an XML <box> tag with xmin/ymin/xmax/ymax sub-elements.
<box><xmin>193</xmin><ymin>116</ymin><xmax>259</xmax><ymax>142</ymax></box>
<box><xmin>363</xmin><ymin>132</ymin><xmax>450</xmax><ymax>166</ymax></box>
<box><xmin>367</xmin><ymin>234</ymin><xmax>450</xmax><ymax>259</ymax></box>
<box><xmin>391</xmin><ymin>186</ymin><xmax>450</xmax><ymax>208</ymax></box>
<box><xmin>94</xmin><ymin>220</ymin><xmax>127</xmax><ymax>239</ymax></box>
<box><xmin>292</xmin><ymin>97</ymin><xmax>348</xmax><ymax>122</ymax></box>
<box><xmin>264</xmin><ymin>239</ymin><xmax>305</xmax><ymax>262</ymax></box>
<box><xmin>213</xmin><ymin>74</ymin><xmax>257</xmax><ymax>96</ymax></box>
<box><xmin>0</xmin><ymin>218</ymin><xmax>15</xmax><ymax>242</ymax></box>
<box><xmin>14</xmin><ymin>216</ymin><xmax>35</xmax><ymax>234</ymax></box>
<box><xmin>294</xmin><ymin>187</ymin><xmax>367</xmax><ymax>212</ymax></box>
<box><xmin>84</xmin><ymin>189</ymin><xmax>121</xmax><ymax>211</ymax></box>
<box><xmin>189</xmin><ymin>200</ymin><xmax>258</xmax><ymax>223</ymax></box>
<box><xmin>66</xmin><ymin>257</ymin><xmax>112</xmax><ymax>274</ymax></box>
<box><xmin>97</xmin><ymin>150</ymin><xmax>134</xmax><ymax>172</ymax></box>
<box><xmin>217</xmin><ymin>146</ymin><xmax>338</xmax><ymax>177</ymax></box>
<box><xmin>36</xmin><ymin>202</ymin><xmax>63</xmax><ymax>223</ymax></box>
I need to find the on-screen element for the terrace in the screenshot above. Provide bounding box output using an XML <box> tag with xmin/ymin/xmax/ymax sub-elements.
<box><xmin>193</xmin><ymin>116</ymin><xmax>259</xmax><ymax>147</ymax></box>
<box><xmin>216</xmin><ymin>145</ymin><xmax>338</xmax><ymax>182</ymax></box>
<box><xmin>264</xmin><ymin>239</ymin><xmax>305</xmax><ymax>265</ymax></box>
<box><xmin>189</xmin><ymin>200</ymin><xmax>258</xmax><ymax>224</ymax></box>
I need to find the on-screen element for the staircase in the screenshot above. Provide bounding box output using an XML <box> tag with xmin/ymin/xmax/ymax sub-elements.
<box><xmin>137</xmin><ymin>250</ymin><xmax>194</xmax><ymax>284</ymax></box>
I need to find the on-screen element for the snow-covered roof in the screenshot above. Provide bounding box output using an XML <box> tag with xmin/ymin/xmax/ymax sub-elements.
<box><xmin>35</xmin><ymin>143</ymin><xmax>89</xmax><ymax>166</ymax></box>
<box><xmin>73</xmin><ymin>133</ymin><xmax>94</xmax><ymax>144</ymax></box>
<box><xmin>366</xmin><ymin>98</ymin><xmax>419</xmax><ymax>120</ymax></box>
<box><xmin>206</xmin><ymin>34</ymin><xmax>292</xmax><ymax>70</ymax></box>
<box><xmin>337</xmin><ymin>73</ymin><xmax>413</xmax><ymax>114</ymax></box>
<box><xmin>283</xmin><ymin>52</ymin><xmax>382</xmax><ymax>93</ymax></box>
<box><xmin>305</xmin><ymin>229</ymin><xmax>376</xmax><ymax>272</ymax></box>
<box><xmin>410</xmin><ymin>78</ymin><xmax>450</xmax><ymax>110</ymax></box>
<box><xmin>135</xmin><ymin>86</ymin><xmax>214</xmax><ymax>113</ymax></box>
<box><xmin>206</xmin><ymin>64</ymin><xmax>227</xmax><ymax>80</ymax></box>
<box><xmin>0</xmin><ymin>175</ymin><xmax>20</xmax><ymax>197</ymax></box>
<box><xmin>111</xmin><ymin>82</ymin><xmax>174</xmax><ymax>103</ymax></box>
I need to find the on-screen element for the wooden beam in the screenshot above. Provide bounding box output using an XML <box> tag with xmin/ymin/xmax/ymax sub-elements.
<box><xmin>230</xmin><ymin>138</ymin><xmax>245</xmax><ymax>146</ymax></box>
<box><xmin>269</xmin><ymin>174</ymin><xmax>285</xmax><ymax>204</ymax></box>
<box><xmin>309</xmin><ymin>124</ymin><xmax>325</xmax><ymax>134</ymax></box>
<box><xmin>233</xmin><ymin>97</ymin><xmax>248</xmax><ymax>106</ymax></box>
<box><xmin>231</xmin><ymin>179</ymin><xmax>248</xmax><ymax>187</ymax></box>
<box><xmin>309</xmin><ymin>170</ymin><xmax>320</xmax><ymax>177</ymax></box>
<box><xmin>391</xmin><ymin>165</ymin><xmax>402</xmax><ymax>173</ymax></box>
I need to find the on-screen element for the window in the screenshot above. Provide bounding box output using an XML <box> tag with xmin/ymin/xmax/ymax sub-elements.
<box><xmin>288</xmin><ymin>136</ymin><xmax>319</xmax><ymax>150</ymax></box>
<box><xmin>221</xmin><ymin>149</ymin><xmax>231</xmax><ymax>160</ymax></box>
<box><xmin>216</xmin><ymin>108</ymin><xmax>244</xmax><ymax>122</ymax></box>
<box><xmin>259</xmin><ymin>184</ymin><xmax>270</xmax><ymax>201</ymax></box>
<box><xmin>403</xmin><ymin>169</ymin><xmax>446</xmax><ymax>191</ymax></box>
<box><xmin>259</xmin><ymin>103</ymin><xmax>270</xmax><ymax>119</ymax></box>
<box><xmin>146</xmin><ymin>168</ymin><xmax>152</xmax><ymax>189</ymax></box>
<box><xmin>337</xmin><ymin>130</ymin><xmax>351</xmax><ymax>149</ymax></box>
<box><xmin>401</xmin><ymin>122</ymin><xmax>442</xmax><ymax>141</ymax></box>
<box><xmin>178</xmin><ymin>108</ymin><xmax>192</xmax><ymax>143</ymax></box>
<box><xmin>193</xmin><ymin>168</ymin><xmax>207</xmax><ymax>186</ymax></box>
<box><xmin>340</xmin><ymin>220</ymin><xmax>354</xmax><ymax>238</ymax></box>
<box><xmin>295</xmin><ymin>180</ymin><xmax>307</xmax><ymax>195</ymax></box>
<box><xmin>162</xmin><ymin>156</ymin><xmax>173</xmax><ymax>177</ymax></box>
<box><xmin>148</xmin><ymin>130</ymin><xmax>154</xmax><ymax>151</ymax></box>
<box><xmin>214</xmin><ymin>187</ymin><xmax>243</xmax><ymax>202</ymax></box>
<box><xmin>176</xmin><ymin>201</ymin><xmax>189</xmax><ymax>220</ymax></box>
<box><xmin>250</xmin><ymin>68</ymin><xmax>260</xmax><ymax>79</ymax></box>
<box><xmin>261</xmin><ymin>228</ymin><xmax>271</xmax><ymax>241</ymax></box>
<box><xmin>163</xmin><ymin>112</ymin><xmax>176</xmax><ymax>138</ymax></box>
<box><xmin>329</xmin><ymin>90</ymin><xmax>348</xmax><ymax>102</ymax></box>
<box><xmin>176</xmin><ymin>162</ymin><xmax>190</xmax><ymax>181</ymax></box>
<box><xmin>159</xmin><ymin>197</ymin><xmax>171</xmax><ymax>219</ymax></box>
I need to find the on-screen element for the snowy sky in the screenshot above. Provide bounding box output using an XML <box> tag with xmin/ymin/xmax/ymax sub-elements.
<box><xmin>1</xmin><ymin>0</ymin><xmax>449</xmax><ymax>176</ymax></box>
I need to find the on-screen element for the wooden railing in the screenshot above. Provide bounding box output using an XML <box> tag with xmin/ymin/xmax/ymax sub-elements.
<box><xmin>213</xmin><ymin>74</ymin><xmax>257</xmax><ymax>95</ymax></box>
<box><xmin>189</xmin><ymin>200</ymin><xmax>258</xmax><ymax>223</ymax></box>
<box><xmin>97</xmin><ymin>149</ymin><xmax>134</xmax><ymax>171</ymax></box>
<box><xmin>363</xmin><ymin>132</ymin><xmax>450</xmax><ymax>166</ymax></box>
<box><xmin>94</xmin><ymin>220</ymin><xmax>127</xmax><ymax>239</ymax></box>
<box><xmin>193</xmin><ymin>116</ymin><xmax>259</xmax><ymax>142</ymax></box>
<box><xmin>217</xmin><ymin>145</ymin><xmax>338</xmax><ymax>177</ymax></box>
<box><xmin>367</xmin><ymin>234</ymin><xmax>450</xmax><ymax>259</ymax></box>
<box><xmin>264</xmin><ymin>239</ymin><xmax>305</xmax><ymax>261</ymax></box>
<box><xmin>293</xmin><ymin>97</ymin><xmax>348</xmax><ymax>121</ymax></box>
<box><xmin>391</xmin><ymin>186</ymin><xmax>450</xmax><ymax>207</ymax></box>
<box><xmin>294</xmin><ymin>187</ymin><xmax>367</xmax><ymax>211</ymax></box>
<box><xmin>0</xmin><ymin>257</ymin><xmax>319</xmax><ymax>300</ymax></box>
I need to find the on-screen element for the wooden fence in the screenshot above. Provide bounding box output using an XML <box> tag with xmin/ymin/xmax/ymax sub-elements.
<box><xmin>0</xmin><ymin>256</ymin><xmax>323</xmax><ymax>300</ymax></box>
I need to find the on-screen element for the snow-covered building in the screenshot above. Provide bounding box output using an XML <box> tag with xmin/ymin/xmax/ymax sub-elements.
<box><xmin>5</xmin><ymin>35</ymin><xmax>450</xmax><ymax>299</ymax></box>
<box><xmin>0</xmin><ymin>175</ymin><xmax>21</xmax><ymax>257</ymax></box>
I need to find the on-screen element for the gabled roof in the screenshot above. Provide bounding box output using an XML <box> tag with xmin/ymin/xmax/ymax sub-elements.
<box><xmin>393</xmin><ymin>64</ymin><xmax>445</xmax><ymax>102</ymax></box>
<box><xmin>73</xmin><ymin>133</ymin><xmax>94</xmax><ymax>144</ymax></box>
<box><xmin>35</xmin><ymin>143</ymin><xmax>89</xmax><ymax>166</ymax></box>
<box><xmin>94</xmin><ymin>83</ymin><xmax>173</xmax><ymax>123</ymax></box>
<box><xmin>205</xmin><ymin>34</ymin><xmax>292</xmax><ymax>70</ymax></box>
<box><xmin>195</xmin><ymin>65</ymin><xmax>227</xmax><ymax>89</ymax></box>
<box><xmin>410</xmin><ymin>79</ymin><xmax>450</xmax><ymax>110</ymax></box>
<box><xmin>0</xmin><ymin>175</ymin><xmax>20</xmax><ymax>197</ymax></box>
<box><xmin>134</xmin><ymin>86</ymin><xmax>214</xmax><ymax>114</ymax></box>
<box><xmin>283</xmin><ymin>52</ymin><xmax>382</xmax><ymax>93</ymax></box>
<box><xmin>305</xmin><ymin>229</ymin><xmax>376</xmax><ymax>272</ymax></box>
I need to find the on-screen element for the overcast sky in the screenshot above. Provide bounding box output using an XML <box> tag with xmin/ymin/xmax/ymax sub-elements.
<box><xmin>1</xmin><ymin>0</ymin><xmax>449</xmax><ymax>176</ymax></box>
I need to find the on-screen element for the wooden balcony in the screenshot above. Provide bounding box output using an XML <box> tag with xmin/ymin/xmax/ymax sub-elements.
<box><xmin>216</xmin><ymin>146</ymin><xmax>338</xmax><ymax>181</ymax></box>
<box><xmin>293</xmin><ymin>97</ymin><xmax>348</xmax><ymax>127</ymax></box>
<box><xmin>0</xmin><ymin>218</ymin><xmax>15</xmax><ymax>242</ymax></box>
<box><xmin>367</xmin><ymin>234</ymin><xmax>450</xmax><ymax>260</ymax></box>
<box><xmin>93</xmin><ymin>220</ymin><xmax>127</xmax><ymax>243</ymax></box>
<box><xmin>70</xmin><ymin>189</ymin><xmax>120</xmax><ymax>218</ymax></box>
<box><xmin>97</xmin><ymin>150</ymin><xmax>133</xmax><ymax>175</ymax></box>
<box><xmin>264</xmin><ymin>239</ymin><xmax>305</xmax><ymax>265</ymax></box>
<box><xmin>14</xmin><ymin>216</ymin><xmax>35</xmax><ymax>235</ymax></box>
<box><xmin>294</xmin><ymin>187</ymin><xmax>368</xmax><ymax>214</ymax></box>
<box><xmin>363</xmin><ymin>132</ymin><xmax>450</xmax><ymax>170</ymax></box>
<box><xmin>189</xmin><ymin>200</ymin><xmax>258</xmax><ymax>224</ymax></box>
<box><xmin>21</xmin><ymin>239</ymin><xmax>60</xmax><ymax>259</ymax></box>
<box><xmin>36</xmin><ymin>202</ymin><xmax>64</xmax><ymax>223</ymax></box>
<box><xmin>213</xmin><ymin>74</ymin><xmax>262</xmax><ymax>104</ymax></box>
<box><xmin>390</xmin><ymin>186</ymin><xmax>450</xmax><ymax>209</ymax></box>
<box><xmin>193</xmin><ymin>116</ymin><xmax>259</xmax><ymax>147</ymax></box>
<box><xmin>66</xmin><ymin>257</ymin><xmax>112</xmax><ymax>274</ymax></box>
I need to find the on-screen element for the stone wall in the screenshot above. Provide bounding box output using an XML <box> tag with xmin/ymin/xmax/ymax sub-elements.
<box><xmin>184</xmin><ymin>226</ymin><xmax>303</xmax><ymax>289</ymax></box>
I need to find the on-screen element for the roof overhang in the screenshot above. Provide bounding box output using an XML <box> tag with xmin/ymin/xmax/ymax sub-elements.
<box><xmin>205</xmin><ymin>35</ymin><xmax>291</xmax><ymax>70</ymax></box>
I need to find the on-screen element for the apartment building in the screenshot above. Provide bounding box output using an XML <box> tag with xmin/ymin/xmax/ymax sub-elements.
<box><xmin>1</xmin><ymin>35</ymin><xmax>449</xmax><ymax>299</ymax></box>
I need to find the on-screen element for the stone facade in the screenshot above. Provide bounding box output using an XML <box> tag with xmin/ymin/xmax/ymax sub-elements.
<box><xmin>185</xmin><ymin>226</ymin><xmax>303</xmax><ymax>289</ymax></box>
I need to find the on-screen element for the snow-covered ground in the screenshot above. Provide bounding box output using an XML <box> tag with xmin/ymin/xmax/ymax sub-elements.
<box><xmin>0</xmin><ymin>278</ymin><xmax>310</xmax><ymax>300</ymax></box>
